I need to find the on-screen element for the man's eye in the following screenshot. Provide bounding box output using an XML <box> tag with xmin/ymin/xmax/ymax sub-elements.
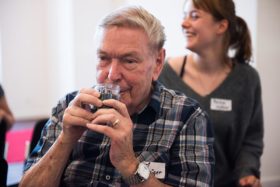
<box><xmin>123</xmin><ymin>58</ymin><xmax>136</xmax><ymax>64</ymax></box>
<box><xmin>121</xmin><ymin>58</ymin><xmax>138</xmax><ymax>70</ymax></box>
<box><xmin>99</xmin><ymin>56</ymin><xmax>109</xmax><ymax>61</ymax></box>
<box><xmin>98</xmin><ymin>56</ymin><xmax>111</xmax><ymax>67</ymax></box>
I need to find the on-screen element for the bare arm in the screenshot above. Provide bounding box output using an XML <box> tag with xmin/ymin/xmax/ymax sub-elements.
<box><xmin>0</xmin><ymin>96</ymin><xmax>15</xmax><ymax>130</ymax></box>
<box><xmin>19</xmin><ymin>132</ymin><xmax>75</xmax><ymax>187</ymax></box>
<box><xmin>20</xmin><ymin>88</ymin><xmax>102</xmax><ymax>187</ymax></box>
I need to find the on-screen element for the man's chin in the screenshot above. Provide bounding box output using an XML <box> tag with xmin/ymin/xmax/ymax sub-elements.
<box><xmin>119</xmin><ymin>94</ymin><xmax>131</xmax><ymax>105</ymax></box>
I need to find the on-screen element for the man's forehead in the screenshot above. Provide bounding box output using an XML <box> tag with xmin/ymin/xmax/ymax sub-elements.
<box><xmin>97</xmin><ymin>48</ymin><xmax>138</xmax><ymax>54</ymax></box>
<box><xmin>96</xmin><ymin>28</ymin><xmax>150</xmax><ymax>55</ymax></box>
<box><xmin>99</xmin><ymin>26</ymin><xmax>148</xmax><ymax>42</ymax></box>
<box><xmin>97</xmin><ymin>49</ymin><xmax>141</xmax><ymax>58</ymax></box>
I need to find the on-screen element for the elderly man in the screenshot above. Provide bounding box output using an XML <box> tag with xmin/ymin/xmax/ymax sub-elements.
<box><xmin>20</xmin><ymin>6</ymin><xmax>214</xmax><ymax>187</ymax></box>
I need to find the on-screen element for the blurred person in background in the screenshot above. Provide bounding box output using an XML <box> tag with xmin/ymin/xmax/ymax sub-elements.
<box><xmin>0</xmin><ymin>84</ymin><xmax>15</xmax><ymax>130</ymax></box>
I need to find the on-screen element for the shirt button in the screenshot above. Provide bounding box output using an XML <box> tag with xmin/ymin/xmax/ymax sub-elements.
<box><xmin>105</xmin><ymin>175</ymin><xmax>111</xmax><ymax>181</ymax></box>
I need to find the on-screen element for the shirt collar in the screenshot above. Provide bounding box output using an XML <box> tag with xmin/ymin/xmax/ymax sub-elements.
<box><xmin>131</xmin><ymin>81</ymin><xmax>162</xmax><ymax>123</ymax></box>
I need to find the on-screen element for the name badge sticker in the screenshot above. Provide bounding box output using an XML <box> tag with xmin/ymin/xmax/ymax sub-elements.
<box><xmin>210</xmin><ymin>98</ymin><xmax>232</xmax><ymax>111</ymax></box>
<box><xmin>144</xmin><ymin>162</ymin><xmax>165</xmax><ymax>179</ymax></box>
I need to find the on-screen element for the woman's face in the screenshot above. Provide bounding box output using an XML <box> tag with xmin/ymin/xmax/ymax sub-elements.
<box><xmin>182</xmin><ymin>0</ymin><xmax>226</xmax><ymax>53</ymax></box>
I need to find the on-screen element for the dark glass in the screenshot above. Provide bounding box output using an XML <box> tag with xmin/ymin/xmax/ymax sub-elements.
<box><xmin>82</xmin><ymin>83</ymin><xmax>120</xmax><ymax>113</ymax></box>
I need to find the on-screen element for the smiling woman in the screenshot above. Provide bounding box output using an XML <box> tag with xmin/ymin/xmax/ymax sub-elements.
<box><xmin>158</xmin><ymin>0</ymin><xmax>264</xmax><ymax>186</ymax></box>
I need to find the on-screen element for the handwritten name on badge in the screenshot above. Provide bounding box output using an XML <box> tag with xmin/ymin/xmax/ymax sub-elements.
<box><xmin>210</xmin><ymin>98</ymin><xmax>232</xmax><ymax>111</ymax></box>
<box><xmin>144</xmin><ymin>162</ymin><xmax>165</xmax><ymax>179</ymax></box>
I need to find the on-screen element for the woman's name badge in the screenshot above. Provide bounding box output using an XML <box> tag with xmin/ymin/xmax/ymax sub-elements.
<box><xmin>210</xmin><ymin>98</ymin><xmax>232</xmax><ymax>111</ymax></box>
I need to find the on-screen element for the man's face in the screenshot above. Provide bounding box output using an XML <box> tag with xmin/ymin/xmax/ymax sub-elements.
<box><xmin>96</xmin><ymin>26</ymin><xmax>163</xmax><ymax>115</ymax></box>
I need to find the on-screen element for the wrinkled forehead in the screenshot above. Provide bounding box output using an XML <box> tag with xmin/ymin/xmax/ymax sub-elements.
<box><xmin>95</xmin><ymin>26</ymin><xmax>156</xmax><ymax>56</ymax></box>
<box><xmin>95</xmin><ymin>24</ymin><xmax>146</xmax><ymax>39</ymax></box>
<box><xmin>96</xmin><ymin>27</ymin><xmax>153</xmax><ymax>57</ymax></box>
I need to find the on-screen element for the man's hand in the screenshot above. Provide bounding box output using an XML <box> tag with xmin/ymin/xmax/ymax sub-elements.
<box><xmin>62</xmin><ymin>88</ymin><xmax>102</xmax><ymax>144</ymax></box>
<box><xmin>86</xmin><ymin>99</ymin><xmax>138</xmax><ymax>177</ymax></box>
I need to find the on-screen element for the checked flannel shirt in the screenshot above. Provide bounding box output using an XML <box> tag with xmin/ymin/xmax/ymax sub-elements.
<box><xmin>24</xmin><ymin>81</ymin><xmax>215</xmax><ymax>187</ymax></box>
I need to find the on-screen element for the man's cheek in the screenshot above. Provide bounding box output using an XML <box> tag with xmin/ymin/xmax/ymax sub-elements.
<box><xmin>96</xmin><ymin>70</ymin><xmax>108</xmax><ymax>82</ymax></box>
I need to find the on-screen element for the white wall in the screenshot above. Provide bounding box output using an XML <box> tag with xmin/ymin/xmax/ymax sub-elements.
<box><xmin>257</xmin><ymin>1</ymin><xmax>280</xmax><ymax>186</ymax></box>
<box><xmin>234</xmin><ymin>0</ymin><xmax>257</xmax><ymax>64</ymax></box>
<box><xmin>0</xmin><ymin>0</ymin><xmax>51</xmax><ymax>119</ymax></box>
<box><xmin>124</xmin><ymin>0</ymin><xmax>186</xmax><ymax>57</ymax></box>
<box><xmin>72</xmin><ymin>0</ymin><xmax>116</xmax><ymax>88</ymax></box>
<box><xmin>0</xmin><ymin>0</ymin><xmax>279</xmax><ymax>185</ymax></box>
<box><xmin>0</xmin><ymin>0</ymin><xmax>117</xmax><ymax>119</ymax></box>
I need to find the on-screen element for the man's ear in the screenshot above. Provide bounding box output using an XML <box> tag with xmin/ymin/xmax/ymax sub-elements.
<box><xmin>217</xmin><ymin>19</ymin><xmax>229</xmax><ymax>34</ymax></box>
<box><xmin>152</xmin><ymin>48</ymin><xmax>166</xmax><ymax>81</ymax></box>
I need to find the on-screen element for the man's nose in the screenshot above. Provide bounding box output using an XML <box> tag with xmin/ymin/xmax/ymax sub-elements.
<box><xmin>108</xmin><ymin>59</ymin><xmax>121</xmax><ymax>81</ymax></box>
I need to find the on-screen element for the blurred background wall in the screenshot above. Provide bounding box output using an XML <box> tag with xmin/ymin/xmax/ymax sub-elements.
<box><xmin>0</xmin><ymin>0</ymin><xmax>279</xmax><ymax>186</ymax></box>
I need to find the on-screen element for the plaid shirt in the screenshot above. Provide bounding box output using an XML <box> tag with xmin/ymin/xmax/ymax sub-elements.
<box><xmin>24</xmin><ymin>81</ymin><xmax>214</xmax><ymax>187</ymax></box>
